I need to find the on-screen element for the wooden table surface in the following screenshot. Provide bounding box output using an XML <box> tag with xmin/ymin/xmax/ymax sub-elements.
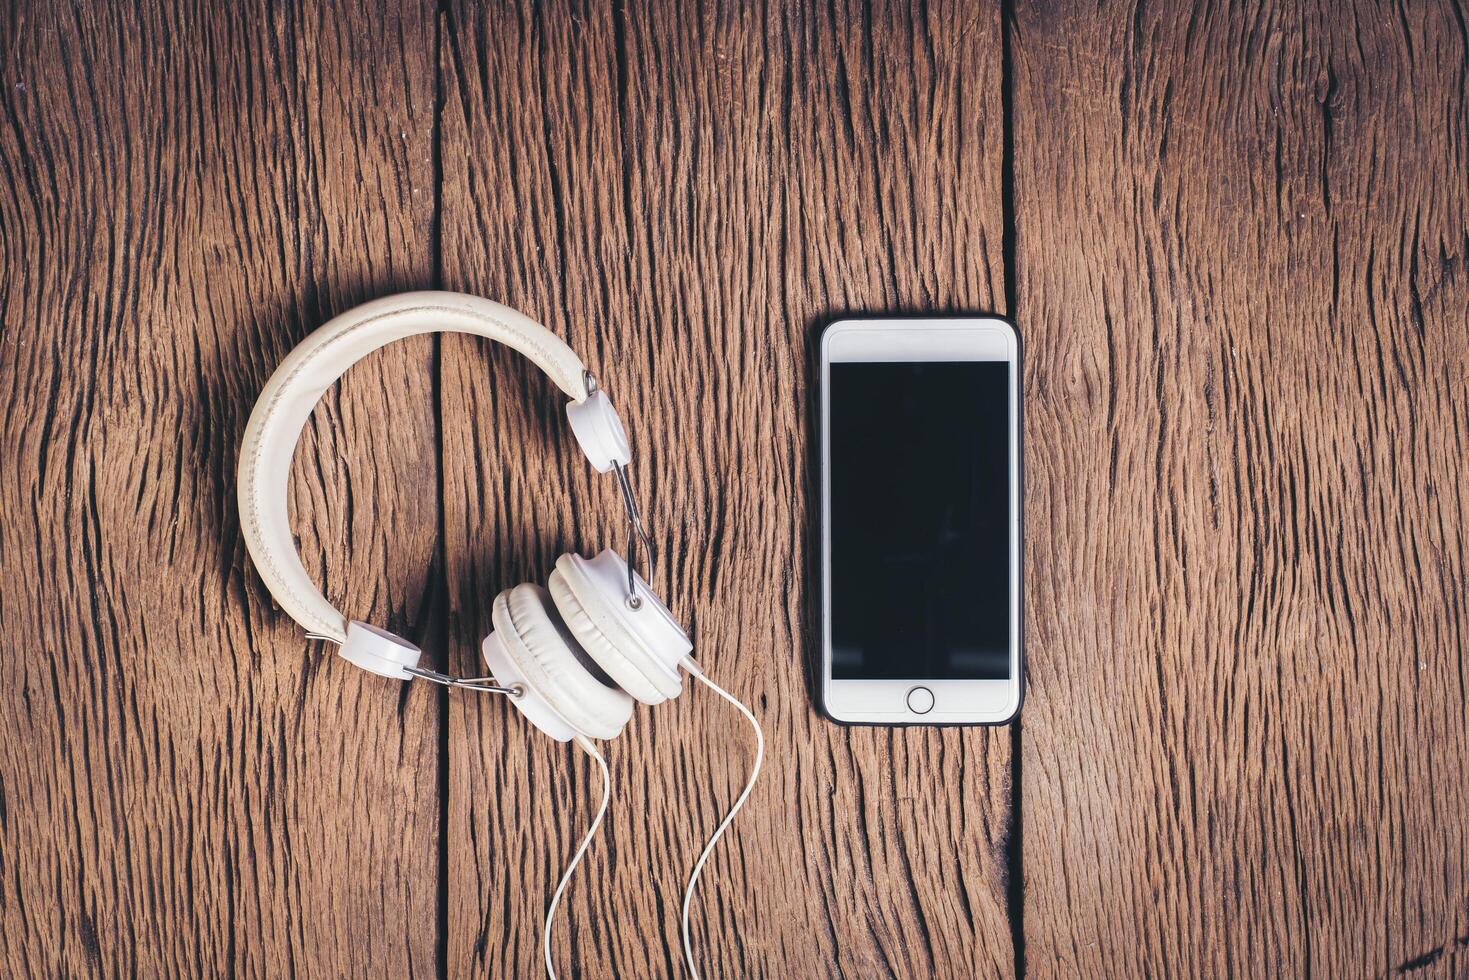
<box><xmin>3</xmin><ymin>1</ymin><xmax>1467</xmax><ymax>977</ymax></box>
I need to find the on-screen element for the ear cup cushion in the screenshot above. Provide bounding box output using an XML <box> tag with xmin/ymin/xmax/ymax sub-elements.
<box><xmin>549</xmin><ymin>561</ymin><xmax>683</xmax><ymax>704</ymax></box>
<box><xmin>492</xmin><ymin>584</ymin><xmax>633</xmax><ymax>740</ymax></box>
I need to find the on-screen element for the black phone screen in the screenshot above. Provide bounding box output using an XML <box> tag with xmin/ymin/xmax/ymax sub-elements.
<box><xmin>828</xmin><ymin>361</ymin><xmax>1012</xmax><ymax>680</ymax></box>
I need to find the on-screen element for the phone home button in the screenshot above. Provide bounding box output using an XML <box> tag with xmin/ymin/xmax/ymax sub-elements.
<box><xmin>906</xmin><ymin>686</ymin><xmax>935</xmax><ymax>715</ymax></box>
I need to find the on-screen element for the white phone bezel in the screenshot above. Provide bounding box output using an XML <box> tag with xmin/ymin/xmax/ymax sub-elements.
<box><xmin>819</xmin><ymin>317</ymin><xmax>1022</xmax><ymax>725</ymax></box>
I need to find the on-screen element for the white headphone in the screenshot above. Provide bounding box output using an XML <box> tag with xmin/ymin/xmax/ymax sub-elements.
<box><xmin>237</xmin><ymin>291</ymin><xmax>762</xmax><ymax>978</ymax></box>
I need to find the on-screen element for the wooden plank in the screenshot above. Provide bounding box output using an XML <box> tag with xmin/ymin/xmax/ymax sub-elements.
<box><xmin>0</xmin><ymin>2</ymin><xmax>441</xmax><ymax>976</ymax></box>
<box><xmin>437</xmin><ymin>0</ymin><xmax>1014</xmax><ymax>975</ymax></box>
<box><xmin>1012</xmin><ymin>1</ymin><xmax>1469</xmax><ymax>976</ymax></box>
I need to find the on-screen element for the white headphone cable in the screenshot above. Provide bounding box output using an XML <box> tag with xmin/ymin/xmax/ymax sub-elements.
<box><xmin>544</xmin><ymin>734</ymin><xmax>611</xmax><ymax>980</ymax></box>
<box><xmin>681</xmin><ymin>663</ymin><xmax>765</xmax><ymax>980</ymax></box>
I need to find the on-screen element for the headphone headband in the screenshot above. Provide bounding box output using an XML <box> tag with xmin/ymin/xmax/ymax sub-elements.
<box><xmin>238</xmin><ymin>291</ymin><xmax>614</xmax><ymax>645</ymax></box>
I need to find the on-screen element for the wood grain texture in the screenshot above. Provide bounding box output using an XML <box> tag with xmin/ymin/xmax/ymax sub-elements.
<box><xmin>0</xmin><ymin>1</ymin><xmax>443</xmax><ymax>976</ymax></box>
<box><xmin>1012</xmin><ymin>1</ymin><xmax>1469</xmax><ymax>977</ymax></box>
<box><xmin>7</xmin><ymin>0</ymin><xmax>1467</xmax><ymax>977</ymax></box>
<box><xmin>436</xmin><ymin>1</ymin><xmax>1013</xmax><ymax>976</ymax></box>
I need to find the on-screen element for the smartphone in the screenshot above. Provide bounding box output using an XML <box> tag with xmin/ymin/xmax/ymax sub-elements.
<box><xmin>818</xmin><ymin>317</ymin><xmax>1023</xmax><ymax>725</ymax></box>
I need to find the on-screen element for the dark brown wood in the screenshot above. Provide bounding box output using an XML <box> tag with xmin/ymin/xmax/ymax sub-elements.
<box><xmin>436</xmin><ymin>1</ymin><xmax>1013</xmax><ymax>976</ymax></box>
<box><xmin>1012</xmin><ymin>1</ymin><xmax>1469</xmax><ymax>976</ymax></box>
<box><xmin>0</xmin><ymin>1</ymin><xmax>443</xmax><ymax>976</ymax></box>
<box><xmin>5</xmin><ymin>0</ymin><xmax>1467</xmax><ymax>976</ymax></box>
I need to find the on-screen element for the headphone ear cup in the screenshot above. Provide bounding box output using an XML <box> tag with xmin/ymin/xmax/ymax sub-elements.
<box><xmin>488</xmin><ymin>583</ymin><xmax>633</xmax><ymax>741</ymax></box>
<box><xmin>549</xmin><ymin>551</ymin><xmax>691</xmax><ymax>706</ymax></box>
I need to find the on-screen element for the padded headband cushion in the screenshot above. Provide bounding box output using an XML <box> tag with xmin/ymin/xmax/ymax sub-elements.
<box><xmin>493</xmin><ymin>584</ymin><xmax>633</xmax><ymax>740</ymax></box>
<box><xmin>238</xmin><ymin>292</ymin><xmax>590</xmax><ymax>642</ymax></box>
<box><xmin>549</xmin><ymin>555</ymin><xmax>684</xmax><ymax>705</ymax></box>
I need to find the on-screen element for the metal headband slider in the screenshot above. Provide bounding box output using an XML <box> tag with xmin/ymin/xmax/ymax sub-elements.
<box><xmin>404</xmin><ymin>666</ymin><xmax>524</xmax><ymax>698</ymax></box>
<box><xmin>612</xmin><ymin>460</ymin><xmax>655</xmax><ymax>609</ymax></box>
<box><xmin>306</xmin><ymin>631</ymin><xmax>522</xmax><ymax>697</ymax></box>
